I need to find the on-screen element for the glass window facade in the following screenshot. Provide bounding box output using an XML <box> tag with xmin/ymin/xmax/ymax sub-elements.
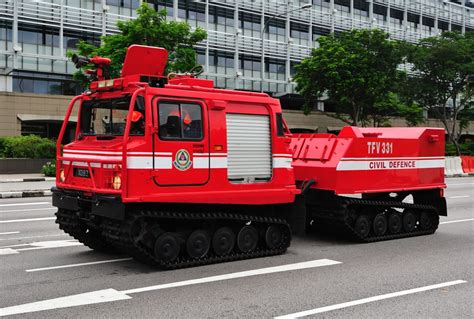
<box><xmin>0</xmin><ymin>0</ymin><xmax>471</xmax><ymax>97</ymax></box>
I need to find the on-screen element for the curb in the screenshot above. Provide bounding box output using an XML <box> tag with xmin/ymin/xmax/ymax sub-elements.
<box><xmin>0</xmin><ymin>177</ymin><xmax>55</xmax><ymax>183</ymax></box>
<box><xmin>0</xmin><ymin>190</ymin><xmax>52</xmax><ymax>199</ymax></box>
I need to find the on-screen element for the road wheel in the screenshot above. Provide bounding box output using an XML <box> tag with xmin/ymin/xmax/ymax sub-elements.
<box><xmin>212</xmin><ymin>227</ymin><xmax>235</xmax><ymax>256</ymax></box>
<box><xmin>403</xmin><ymin>211</ymin><xmax>417</xmax><ymax>232</ymax></box>
<box><xmin>154</xmin><ymin>232</ymin><xmax>180</xmax><ymax>262</ymax></box>
<box><xmin>186</xmin><ymin>229</ymin><xmax>211</xmax><ymax>259</ymax></box>
<box><xmin>264</xmin><ymin>225</ymin><xmax>283</xmax><ymax>249</ymax></box>
<box><xmin>388</xmin><ymin>212</ymin><xmax>402</xmax><ymax>234</ymax></box>
<box><xmin>419</xmin><ymin>211</ymin><xmax>433</xmax><ymax>230</ymax></box>
<box><xmin>372</xmin><ymin>213</ymin><xmax>387</xmax><ymax>236</ymax></box>
<box><xmin>354</xmin><ymin>215</ymin><xmax>370</xmax><ymax>239</ymax></box>
<box><xmin>237</xmin><ymin>225</ymin><xmax>258</xmax><ymax>253</ymax></box>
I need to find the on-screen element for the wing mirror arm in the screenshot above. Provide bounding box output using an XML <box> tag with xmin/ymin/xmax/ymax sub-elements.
<box><xmin>148</xmin><ymin>125</ymin><xmax>158</xmax><ymax>136</ymax></box>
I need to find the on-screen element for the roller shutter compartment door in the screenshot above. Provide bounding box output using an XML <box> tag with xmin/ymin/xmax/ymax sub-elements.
<box><xmin>226</xmin><ymin>113</ymin><xmax>272</xmax><ymax>182</ymax></box>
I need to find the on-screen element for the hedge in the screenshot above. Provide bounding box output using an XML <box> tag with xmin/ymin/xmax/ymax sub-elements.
<box><xmin>445</xmin><ymin>142</ymin><xmax>474</xmax><ymax>156</ymax></box>
<box><xmin>0</xmin><ymin>135</ymin><xmax>56</xmax><ymax>159</ymax></box>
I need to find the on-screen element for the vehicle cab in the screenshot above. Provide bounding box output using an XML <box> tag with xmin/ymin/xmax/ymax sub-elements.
<box><xmin>53</xmin><ymin>45</ymin><xmax>298</xmax><ymax>218</ymax></box>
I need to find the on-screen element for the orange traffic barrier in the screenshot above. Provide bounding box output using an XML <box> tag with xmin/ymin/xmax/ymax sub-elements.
<box><xmin>461</xmin><ymin>156</ymin><xmax>474</xmax><ymax>174</ymax></box>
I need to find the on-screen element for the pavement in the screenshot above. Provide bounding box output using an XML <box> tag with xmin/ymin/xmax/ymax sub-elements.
<box><xmin>0</xmin><ymin>174</ymin><xmax>54</xmax><ymax>198</ymax></box>
<box><xmin>0</xmin><ymin>177</ymin><xmax>472</xmax><ymax>318</ymax></box>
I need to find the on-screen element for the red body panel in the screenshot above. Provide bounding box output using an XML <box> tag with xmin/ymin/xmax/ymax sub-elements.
<box><xmin>291</xmin><ymin>126</ymin><xmax>446</xmax><ymax>194</ymax></box>
<box><xmin>57</xmin><ymin>75</ymin><xmax>298</xmax><ymax>205</ymax></box>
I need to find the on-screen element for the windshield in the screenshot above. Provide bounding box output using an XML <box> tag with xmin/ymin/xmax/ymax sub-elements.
<box><xmin>80</xmin><ymin>96</ymin><xmax>145</xmax><ymax>136</ymax></box>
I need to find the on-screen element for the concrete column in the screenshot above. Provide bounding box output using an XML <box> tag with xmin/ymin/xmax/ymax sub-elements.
<box><xmin>234</xmin><ymin>1</ymin><xmax>239</xmax><ymax>90</ymax></box>
<box><xmin>330</xmin><ymin>0</ymin><xmax>335</xmax><ymax>33</ymax></box>
<box><xmin>60</xmin><ymin>0</ymin><xmax>64</xmax><ymax>57</ymax></box>
<box><xmin>260</xmin><ymin>0</ymin><xmax>265</xmax><ymax>92</ymax></box>
<box><xmin>205</xmin><ymin>0</ymin><xmax>209</xmax><ymax>76</ymax></box>
<box><xmin>173</xmin><ymin>0</ymin><xmax>178</xmax><ymax>21</ymax></box>
<box><xmin>286</xmin><ymin>0</ymin><xmax>291</xmax><ymax>93</ymax></box>
<box><xmin>101</xmin><ymin>0</ymin><xmax>107</xmax><ymax>40</ymax></box>
<box><xmin>462</xmin><ymin>0</ymin><xmax>466</xmax><ymax>33</ymax></box>
<box><xmin>12</xmin><ymin>0</ymin><xmax>19</xmax><ymax>69</ymax></box>
<box><xmin>368</xmin><ymin>0</ymin><xmax>374</xmax><ymax>28</ymax></box>
<box><xmin>350</xmin><ymin>0</ymin><xmax>354</xmax><ymax>29</ymax></box>
<box><xmin>387</xmin><ymin>0</ymin><xmax>391</xmax><ymax>34</ymax></box>
<box><xmin>448</xmin><ymin>2</ymin><xmax>452</xmax><ymax>31</ymax></box>
<box><xmin>309</xmin><ymin>5</ymin><xmax>313</xmax><ymax>47</ymax></box>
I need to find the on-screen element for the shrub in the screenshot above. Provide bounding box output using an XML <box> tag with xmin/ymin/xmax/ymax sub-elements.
<box><xmin>445</xmin><ymin>141</ymin><xmax>474</xmax><ymax>156</ymax></box>
<box><xmin>41</xmin><ymin>160</ymin><xmax>56</xmax><ymax>177</ymax></box>
<box><xmin>0</xmin><ymin>135</ymin><xmax>56</xmax><ymax>159</ymax></box>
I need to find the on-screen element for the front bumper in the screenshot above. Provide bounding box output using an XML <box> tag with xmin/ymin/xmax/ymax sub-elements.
<box><xmin>51</xmin><ymin>187</ymin><xmax>125</xmax><ymax>220</ymax></box>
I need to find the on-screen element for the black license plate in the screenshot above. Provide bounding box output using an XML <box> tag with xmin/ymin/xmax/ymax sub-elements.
<box><xmin>74</xmin><ymin>168</ymin><xmax>90</xmax><ymax>178</ymax></box>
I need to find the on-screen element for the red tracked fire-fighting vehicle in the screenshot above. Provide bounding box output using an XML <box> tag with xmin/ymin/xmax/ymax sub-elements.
<box><xmin>52</xmin><ymin>45</ymin><xmax>447</xmax><ymax>269</ymax></box>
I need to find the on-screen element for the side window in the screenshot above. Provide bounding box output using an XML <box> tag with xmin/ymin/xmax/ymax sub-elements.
<box><xmin>276</xmin><ymin>113</ymin><xmax>284</xmax><ymax>137</ymax></box>
<box><xmin>158</xmin><ymin>101</ymin><xmax>203</xmax><ymax>140</ymax></box>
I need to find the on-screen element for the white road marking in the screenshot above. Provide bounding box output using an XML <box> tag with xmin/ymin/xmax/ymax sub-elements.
<box><xmin>0</xmin><ymin>217</ymin><xmax>55</xmax><ymax>224</ymax></box>
<box><xmin>448</xmin><ymin>195</ymin><xmax>470</xmax><ymax>199</ymax></box>
<box><xmin>446</xmin><ymin>182</ymin><xmax>474</xmax><ymax>186</ymax></box>
<box><xmin>440</xmin><ymin>218</ymin><xmax>474</xmax><ymax>225</ymax></box>
<box><xmin>275</xmin><ymin>280</ymin><xmax>467</xmax><ymax>319</ymax></box>
<box><xmin>0</xmin><ymin>202</ymin><xmax>50</xmax><ymax>207</ymax></box>
<box><xmin>0</xmin><ymin>234</ymin><xmax>68</xmax><ymax>241</ymax></box>
<box><xmin>0</xmin><ymin>289</ymin><xmax>131</xmax><ymax>317</ymax></box>
<box><xmin>0</xmin><ymin>231</ymin><xmax>20</xmax><ymax>235</ymax></box>
<box><xmin>0</xmin><ymin>240</ymin><xmax>82</xmax><ymax>255</ymax></box>
<box><xmin>0</xmin><ymin>207</ymin><xmax>55</xmax><ymax>213</ymax></box>
<box><xmin>0</xmin><ymin>259</ymin><xmax>341</xmax><ymax>316</ymax></box>
<box><xmin>0</xmin><ymin>248</ymin><xmax>19</xmax><ymax>255</ymax></box>
<box><xmin>122</xmin><ymin>259</ymin><xmax>342</xmax><ymax>294</ymax></box>
<box><xmin>26</xmin><ymin>258</ymin><xmax>133</xmax><ymax>272</ymax></box>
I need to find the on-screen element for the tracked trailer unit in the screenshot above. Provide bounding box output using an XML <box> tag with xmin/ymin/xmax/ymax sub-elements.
<box><xmin>52</xmin><ymin>45</ymin><xmax>446</xmax><ymax>269</ymax></box>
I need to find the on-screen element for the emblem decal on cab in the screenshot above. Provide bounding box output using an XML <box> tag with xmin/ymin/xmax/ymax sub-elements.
<box><xmin>173</xmin><ymin>149</ymin><xmax>192</xmax><ymax>171</ymax></box>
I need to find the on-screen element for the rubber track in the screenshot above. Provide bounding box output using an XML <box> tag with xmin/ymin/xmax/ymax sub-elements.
<box><xmin>312</xmin><ymin>197</ymin><xmax>440</xmax><ymax>243</ymax></box>
<box><xmin>101</xmin><ymin>210</ymin><xmax>292</xmax><ymax>270</ymax></box>
<box><xmin>55</xmin><ymin>209</ymin><xmax>112</xmax><ymax>251</ymax></box>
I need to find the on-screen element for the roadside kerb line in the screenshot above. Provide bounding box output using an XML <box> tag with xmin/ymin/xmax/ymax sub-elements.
<box><xmin>0</xmin><ymin>259</ymin><xmax>341</xmax><ymax>317</ymax></box>
<box><xmin>275</xmin><ymin>280</ymin><xmax>467</xmax><ymax>318</ymax></box>
<box><xmin>0</xmin><ymin>217</ymin><xmax>55</xmax><ymax>224</ymax></box>
<box><xmin>440</xmin><ymin>218</ymin><xmax>474</xmax><ymax>225</ymax></box>
<box><xmin>26</xmin><ymin>258</ymin><xmax>133</xmax><ymax>272</ymax></box>
<box><xmin>0</xmin><ymin>202</ymin><xmax>50</xmax><ymax>207</ymax></box>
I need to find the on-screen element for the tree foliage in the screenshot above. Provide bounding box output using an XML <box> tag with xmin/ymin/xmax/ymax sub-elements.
<box><xmin>294</xmin><ymin>29</ymin><xmax>420</xmax><ymax>126</ymax></box>
<box><xmin>69</xmin><ymin>4</ymin><xmax>207</xmax><ymax>86</ymax></box>
<box><xmin>403</xmin><ymin>32</ymin><xmax>474</xmax><ymax>155</ymax></box>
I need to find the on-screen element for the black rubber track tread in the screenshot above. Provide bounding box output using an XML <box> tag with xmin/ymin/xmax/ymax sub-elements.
<box><xmin>115</xmin><ymin>210</ymin><xmax>292</xmax><ymax>270</ymax></box>
<box><xmin>59</xmin><ymin>208</ymin><xmax>291</xmax><ymax>270</ymax></box>
<box><xmin>55</xmin><ymin>209</ymin><xmax>114</xmax><ymax>252</ymax></box>
<box><xmin>311</xmin><ymin>197</ymin><xmax>440</xmax><ymax>243</ymax></box>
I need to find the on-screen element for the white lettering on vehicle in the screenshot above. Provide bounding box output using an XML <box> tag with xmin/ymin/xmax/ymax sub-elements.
<box><xmin>367</xmin><ymin>142</ymin><xmax>393</xmax><ymax>155</ymax></box>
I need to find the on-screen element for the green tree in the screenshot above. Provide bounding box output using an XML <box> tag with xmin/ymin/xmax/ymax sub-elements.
<box><xmin>69</xmin><ymin>4</ymin><xmax>207</xmax><ymax>86</ymax></box>
<box><xmin>403</xmin><ymin>32</ymin><xmax>474</xmax><ymax>155</ymax></box>
<box><xmin>294</xmin><ymin>29</ymin><xmax>416</xmax><ymax>126</ymax></box>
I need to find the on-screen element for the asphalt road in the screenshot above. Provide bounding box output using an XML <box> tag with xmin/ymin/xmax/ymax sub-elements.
<box><xmin>0</xmin><ymin>177</ymin><xmax>472</xmax><ymax>318</ymax></box>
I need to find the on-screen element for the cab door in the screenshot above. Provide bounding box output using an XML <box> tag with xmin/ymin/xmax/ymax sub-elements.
<box><xmin>152</xmin><ymin>98</ymin><xmax>210</xmax><ymax>186</ymax></box>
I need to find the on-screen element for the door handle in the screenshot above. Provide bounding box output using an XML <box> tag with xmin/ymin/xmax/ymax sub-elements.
<box><xmin>193</xmin><ymin>144</ymin><xmax>205</xmax><ymax>153</ymax></box>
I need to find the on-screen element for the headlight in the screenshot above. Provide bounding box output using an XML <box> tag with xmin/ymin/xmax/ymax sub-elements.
<box><xmin>60</xmin><ymin>169</ymin><xmax>65</xmax><ymax>182</ymax></box>
<box><xmin>112</xmin><ymin>174</ymin><xmax>121</xmax><ymax>190</ymax></box>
